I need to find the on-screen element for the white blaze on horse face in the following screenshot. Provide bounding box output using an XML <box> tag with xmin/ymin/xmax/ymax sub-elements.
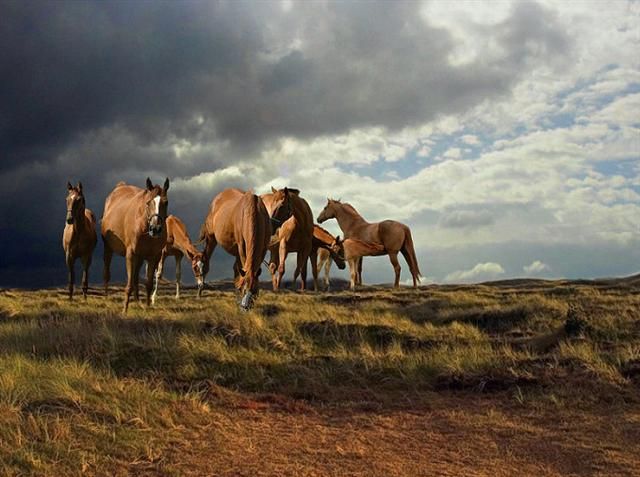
<box><xmin>153</xmin><ymin>196</ymin><xmax>161</xmax><ymax>215</ymax></box>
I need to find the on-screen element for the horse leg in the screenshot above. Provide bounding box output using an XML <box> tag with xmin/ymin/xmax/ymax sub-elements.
<box><xmin>400</xmin><ymin>247</ymin><xmax>418</xmax><ymax>287</ymax></box>
<box><xmin>199</xmin><ymin>237</ymin><xmax>216</xmax><ymax>297</ymax></box>
<box><xmin>357</xmin><ymin>257</ymin><xmax>363</xmax><ymax>286</ymax></box>
<box><xmin>175</xmin><ymin>255</ymin><xmax>182</xmax><ymax>300</ymax></box>
<box><xmin>324</xmin><ymin>255</ymin><xmax>332</xmax><ymax>291</ymax></box>
<box><xmin>133</xmin><ymin>260</ymin><xmax>141</xmax><ymax>302</ymax></box>
<box><xmin>297</xmin><ymin>247</ymin><xmax>311</xmax><ymax>292</ymax></box>
<box><xmin>151</xmin><ymin>252</ymin><xmax>165</xmax><ymax>305</ymax></box>
<box><xmin>389</xmin><ymin>252</ymin><xmax>401</xmax><ymax>288</ymax></box>
<box><xmin>123</xmin><ymin>251</ymin><xmax>136</xmax><ymax>313</ymax></box>
<box><xmin>277</xmin><ymin>240</ymin><xmax>287</xmax><ymax>291</ymax></box>
<box><xmin>269</xmin><ymin>248</ymin><xmax>279</xmax><ymax>291</ymax></box>
<box><xmin>348</xmin><ymin>258</ymin><xmax>357</xmax><ymax>290</ymax></box>
<box><xmin>103</xmin><ymin>243</ymin><xmax>112</xmax><ymax>296</ymax></box>
<box><xmin>81</xmin><ymin>253</ymin><xmax>91</xmax><ymax>300</ymax></box>
<box><xmin>310</xmin><ymin>249</ymin><xmax>318</xmax><ymax>291</ymax></box>
<box><xmin>66</xmin><ymin>253</ymin><xmax>75</xmax><ymax>300</ymax></box>
<box><xmin>146</xmin><ymin>257</ymin><xmax>159</xmax><ymax>307</ymax></box>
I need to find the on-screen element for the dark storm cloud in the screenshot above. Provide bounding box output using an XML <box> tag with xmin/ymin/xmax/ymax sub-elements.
<box><xmin>0</xmin><ymin>0</ymin><xmax>572</xmax><ymax>286</ymax></box>
<box><xmin>1</xmin><ymin>0</ymin><xmax>571</xmax><ymax>172</ymax></box>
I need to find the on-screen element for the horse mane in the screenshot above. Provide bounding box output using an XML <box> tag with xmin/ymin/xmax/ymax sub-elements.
<box><xmin>313</xmin><ymin>224</ymin><xmax>335</xmax><ymax>238</ymax></box>
<box><xmin>115</xmin><ymin>181</ymin><xmax>127</xmax><ymax>187</ymax></box>
<box><xmin>339</xmin><ymin>202</ymin><xmax>362</xmax><ymax>218</ymax></box>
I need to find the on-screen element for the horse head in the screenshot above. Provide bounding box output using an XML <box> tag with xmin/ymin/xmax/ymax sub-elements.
<box><xmin>268</xmin><ymin>186</ymin><xmax>296</xmax><ymax>228</ymax></box>
<box><xmin>65</xmin><ymin>181</ymin><xmax>85</xmax><ymax>225</ymax></box>
<box><xmin>330</xmin><ymin>235</ymin><xmax>347</xmax><ymax>270</ymax></box>
<box><xmin>188</xmin><ymin>250</ymin><xmax>206</xmax><ymax>290</ymax></box>
<box><xmin>317</xmin><ymin>198</ymin><xmax>339</xmax><ymax>224</ymax></box>
<box><xmin>144</xmin><ymin>177</ymin><xmax>169</xmax><ymax>237</ymax></box>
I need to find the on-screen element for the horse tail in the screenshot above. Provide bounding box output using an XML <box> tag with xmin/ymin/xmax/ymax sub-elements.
<box><xmin>400</xmin><ymin>227</ymin><xmax>422</xmax><ymax>283</ymax></box>
<box><xmin>237</xmin><ymin>193</ymin><xmax>259</xmax><ymax>292</ymax></box>
<box><xmin>196</xmin><ymin>223</ymin><xmax>207</xmax><ymax>244</ymax></box>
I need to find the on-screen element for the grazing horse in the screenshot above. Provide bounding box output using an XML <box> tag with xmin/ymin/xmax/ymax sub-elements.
<box><xmin>62</xmin><ymin>182</ymin><xmax>97</xmax><ymax>300</ymax></box>
<box><xmin>260</xmin><ymin>187</ymin><xmax>314</xmax><ymax>291</ymax></box>
<box><xmin>199</xmin><ymin>188</ymin><xmax>272</xmax><ymax>310</ymax></box>
<box><xmin>310</xmin><ymin>224</ymin><xmax>346</xmax><ymax>291</ymax></box>
<box><xmin>151</xmin><ymin>215</ymin><xmax>205</xmax><ymax>304</ymax></box>
<box><xmin>102</xmin><ymin>178</ymin><xmax>169</xmax><ymax>312</ymax></box>
<box><xmin>317</xmin><ymin>199</ymin><xmax>421</xmax><ymax>287</ymax></box>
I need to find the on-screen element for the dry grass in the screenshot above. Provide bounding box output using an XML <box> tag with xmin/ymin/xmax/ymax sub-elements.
<box><xmin>0</xmin><ymin>278</ymin><xmax>639</xmax><ymax>476</ymax></box>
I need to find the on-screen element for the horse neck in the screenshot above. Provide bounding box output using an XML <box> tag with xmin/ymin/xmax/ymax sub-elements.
<box><xmin>72</xmin><ymin>204</ymin><xmax>89</xmax><ymax>235</ymax></box>
<box><xmin>334</xmin><ymin>205</ymin><xmax>367</xmax><ymax>234</ymax></box>
<box><xmin>314</xmin><ymin>229</ymin><xmax>333</xmax><ymax>247</ymax></box>
<box><xmin>173</xmin><ymin>229</ymin><xmax>199</xmax><ymax>258</ymax></box>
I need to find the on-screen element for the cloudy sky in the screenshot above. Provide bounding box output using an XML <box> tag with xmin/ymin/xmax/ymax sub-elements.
<box><xmin>0</xmin><ymin>0</ymin><xmax>638</xmax><ymax>287</ymax></box>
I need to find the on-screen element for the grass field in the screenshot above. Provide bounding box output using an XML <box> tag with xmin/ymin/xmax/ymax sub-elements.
<box><xmin>0</xmin><ymin>277</ymin><xmax>639</xmax><ymax>476</ymax></box>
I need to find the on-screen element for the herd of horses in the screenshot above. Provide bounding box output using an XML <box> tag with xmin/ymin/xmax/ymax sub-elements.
<box><xmin>63</xmin><ymin>178</ymin><xmax>422</xmax><ymax>311</ymax></box>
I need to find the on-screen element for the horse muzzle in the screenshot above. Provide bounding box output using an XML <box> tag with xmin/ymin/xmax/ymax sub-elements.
<box><xmin>317</xmin><ymin>215</ymin><xmax>326</xmax><ymax>223</ymax></box>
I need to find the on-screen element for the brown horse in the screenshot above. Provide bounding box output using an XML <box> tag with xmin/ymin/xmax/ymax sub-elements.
<box><xmin>151</xmin><ymin>214</ymin><xmax>205</xmax><ymax>303</ymax></box>
<box><xmin>62</xmin><ymin>182</ymin><xmax>97</xmax><ymax>300</ymax></box>
<box><xmin>102</xmin><ymin>178</ymin><xmax>169</xmax><ymax>312</ymax></box>
<box><xmin>310</xmin><ymin>224</ymin><xmax>346</xmax><ymax>291</ymax></box>
<box><xmin>317</xmin><ymin>199</ymin><xmax>421</xmax><ymax>287</ymax></box>
<box><xmin>199</xmin><ymin>188</ymin><xmax>272</xmax><ymax>310</ymax></box>
<box><xmin>260</xmin><ymin>187</ymin><xmax>314</xmax><ymax>291</ymax></box>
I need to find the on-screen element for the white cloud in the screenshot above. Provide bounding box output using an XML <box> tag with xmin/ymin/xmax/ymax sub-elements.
<box><xmin>444</xmin><ymin>262</ymin><xmax>505</xmax><ymax>283</ymax></box>
<box><xmin>523</xmin><ymin>260</ymin><xmax>551</xmax><ymax>275</ymax></box>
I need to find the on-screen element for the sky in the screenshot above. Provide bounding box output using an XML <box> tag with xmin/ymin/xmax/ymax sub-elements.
<box><xmin>0</xmin><ymin>0</ymin><xmax>638</xmax><ymax>287</ymax></box>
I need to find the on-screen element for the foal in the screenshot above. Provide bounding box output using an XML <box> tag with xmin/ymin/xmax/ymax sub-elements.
<box><xmin>151</xmin><ymin>214</ymin><xmax>205</xmax><ymax>303</ymax></box>
<box><xmin>309</xmin><ymin>224</ymin><xmax>346</xmax><ymax>291</ymax></box>
<box><xmin>62</xmin><ymin>182</ymin><xmax>97</xmax><ymax>299</ymax></box>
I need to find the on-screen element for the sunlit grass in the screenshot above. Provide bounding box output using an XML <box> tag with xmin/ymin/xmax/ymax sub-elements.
<box><xmin>0</xmin><ymin>281</ymin><xmax>638</xmax><ymax>475</ymax></box>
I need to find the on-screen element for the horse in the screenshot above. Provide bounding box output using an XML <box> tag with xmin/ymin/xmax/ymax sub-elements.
<box><xmin>317</xmin><ymin>199</ymin><xmax>421</xmax><ymax>287</ymax></box>
<box><xmin>260</xmin><ymin>187</ymin><xmax>314</xmax><ymax>291</ymax></box>
<box><xmin>340</xmin><ymin>238</ymin><xmax>386</xmax><ymax>290</ymax></box>
<box><xmin>199</xmin><ymin>188</ymin><xmax>273</xmax><ymax>310</ymax></box>
<box><xmin>62</xmin><ymin>182</ymin><xmax>97</xmax><ymax>300</ymax></box>
<box><xmin>102</xmin><ymin>178</ymin><xmax>169</xmax><ymax>312</ymax></box>
<box><xmin>150</xmin><ymin>214</ymin><xmax>205</xmax><ymax>304</ymax></box>
<box><xmin>310</xmin><ymin>224</ymin><xmax>346</xmax><ymax>291</ymax></box>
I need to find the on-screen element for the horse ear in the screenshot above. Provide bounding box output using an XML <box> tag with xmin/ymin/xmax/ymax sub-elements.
<box><xmin>284</xmin><ymin>187</ymin><xmax>289</xmax><ymax>195</ymax></box>
<box><xmin>77</xmin><ymin>181</ymin><xmax>83</xmax><ymax>192</ymax></box>
<box><xmin>163</xmin><ymin>177</ymin><xmax>170</xmax><ymax>192</ymax></box>
<box><xmin>335</xmin><ymin>235</ymin><xmax>341</xmax><ymax>243</ymax></box>
<box><xmin>146</xmin><ymin>177</ymin><xmax>153</xmax><ymax>191</ymax></box>
<box><xmin>67</xmin><ymin>182</ymin><xmax>73</xmax><ymax>191</ymax></box>
<box><xmin>271</xmin><ymin>186</ymin><xmax>277</xmax><ymax>193</ymax></box>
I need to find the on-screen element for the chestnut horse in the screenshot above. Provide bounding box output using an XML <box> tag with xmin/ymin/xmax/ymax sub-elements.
<box><xmin>62</xmin><ymin>182</ymin><xmax>97</xmax><ymax>300</ymax></box>
<box><xmin>317</xmin><ymin>199</ymin><xmax>421</xmax><ymax>287</ymax></box>
<box><xmin>199</xmin><ymin>189</ymin><xmax>272</xmax><ymax>310</ymax></box>
<box><xmin>151</xmin><ymin>214</ymin><xmax>205</xmax><ymax>303</ymax></box>
<box><xmin>260</xmin><ymin>187</ymin><xmax>314</xmax><ymax>291</ymax></box>
<box><xmin>310</xmin><ymin>224</ymin><xmax>346</xmax><ymax>291</ymax></box>
<box><xmin>102</xmin><ymin>178</ymin><xmax>169</xmax><ymax>312</ymax></box>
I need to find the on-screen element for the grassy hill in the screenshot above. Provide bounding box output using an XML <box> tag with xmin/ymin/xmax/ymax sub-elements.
<box><xmin>0</xmin><ymin>279</ymin><xmax>639</xmax><ymax>476</ymax></box>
